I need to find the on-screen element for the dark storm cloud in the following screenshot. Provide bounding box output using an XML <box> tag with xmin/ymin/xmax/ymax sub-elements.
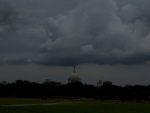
<box><xmin>0</xmin><ymin>0</ymin><xmax>81</xmax><ymax>57</ymax></box>
<box><xmin>1</xmin><ymin>0</ymin><xmax>150</xmax><ymax>66</ymax></box>
<box><xmin>34</xmin><ymin>0</ymin><xmax>150</xmax><ymax>66</ymax></box>
<box><xmin>0</xmin><ymin>1</ymin><xmax>21</xmax><ymax>35</ymax></box>
<box><xmin>0</xmin><ymin>2</ymin><xmax>15</xmax><ymax>24</ymax></box>
<box><xmin>4</xmin><ymin>57</ymin><xmax>29</xmax><ymax>65</ymax></box>
<box><xmin>0</xmin><ymin>0</ymin><xmax>47</xmax><ymax>63</ymax></box>
<box><xmin>1</xmin><ymin>0</ymin><xmax>150</xmax><ymax>86</ymax></box>
<box><xmin>0</xmin><ymin>56</ymin><xmax>29</xmax><ymax>65</ymax></box>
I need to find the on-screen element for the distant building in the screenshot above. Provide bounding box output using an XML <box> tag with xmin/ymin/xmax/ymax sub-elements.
<box><xmin>68</xmin><ymin>66</ymin><xmax>81</xmax><ymax>83</ymax></box>
<box><xmin>103</xmin><ymin>81</ymin><xmax>112</xmax><ymax>85</ymax></box>
<box><xmin>97</xmin><ymin>78</ymin><xmax>103</xmax><ymax>87</ymax></box>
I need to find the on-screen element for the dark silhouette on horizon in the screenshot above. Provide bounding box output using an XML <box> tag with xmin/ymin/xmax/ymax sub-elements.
<box><xmin>0</xmin><ymin>80</ymin><xmax>150</xmax><ymax>101</ymax></box>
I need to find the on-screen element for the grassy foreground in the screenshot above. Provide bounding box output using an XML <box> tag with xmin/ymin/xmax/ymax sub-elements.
<box><xmin>0</xmin><ymin>98</ymin><xmax>150</xmax><ymax>113</ymax></box>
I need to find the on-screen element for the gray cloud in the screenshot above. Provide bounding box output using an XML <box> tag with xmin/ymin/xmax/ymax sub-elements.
<box><xmin>1</xmin><ymin>0</ymin><xmax>150</xmax><ymax>85</ymax></box>
<box><xmin>34</xmin><ymin>0</ymin><xmax>150</xmax><ymax>66</ymax></box>
<box><xmin>1</xmin><ymin>0</ymin><xmax>150</xmax><ymax>66</ymax></box>
<box><xmin>4</xmin><ymin>58</ymin><xmax>28</xmax><ymax>65</ymax></box>
<box><xmin>3</xmin><ymin>55</ymin><xmax>30</xmax><ymax>65</ymax></box>
<box><xmin>0</xmin><ymin>1</ymin><xmax>22</xmax><ymax>35</ymax></box>
<box><xmin>0</xmin><ymin>0</ymin><xmax>82</xmax><ymax>61</ymax></box>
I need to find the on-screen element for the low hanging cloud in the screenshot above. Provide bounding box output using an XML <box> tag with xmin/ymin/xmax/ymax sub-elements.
<box><xmin>33</xmin><ymin>0</ymin><xmax>150</xmax><ymax>66</ymax></box>
<box><xmin>2</xmin><ymin>55</ymin><xmax>31</xmax><ymax>65</ymax></box>
<box><xmin>0</xmin><ymin>1</ymin><xmax>21</xmax><ymax>35</ymax></box>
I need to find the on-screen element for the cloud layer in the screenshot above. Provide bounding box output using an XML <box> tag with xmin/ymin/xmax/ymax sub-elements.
<box><xmin>1</xmin><ymin>0</ymin><xmax>150</xmax><ymax>85</ymax></box>
<box><xmin>1</xmin><ymin>0</ymin><xmax>150</xmax><ymax>66</ymax></box>
<box><xmin>33</xmin><ymin>0</ymin><xmax>150</xmax><ymax>66</ymax></box>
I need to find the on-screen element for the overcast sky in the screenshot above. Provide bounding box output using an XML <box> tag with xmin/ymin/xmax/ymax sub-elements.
<box><xmin>1</xmin><ymin>0</ymin><xmax>150</xmax><ymax>86</ymax></box>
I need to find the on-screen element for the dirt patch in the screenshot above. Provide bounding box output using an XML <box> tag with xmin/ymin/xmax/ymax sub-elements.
<box><xmin>2</xmin><ymin>102</ymin><xmax>84</xmax><ymax>107</ymax></box>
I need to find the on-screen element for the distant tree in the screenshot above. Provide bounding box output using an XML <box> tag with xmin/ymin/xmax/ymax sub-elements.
<box><xmin>1</xmin><ymin>79</ymin><xmax>150</xmax><ymax>100</ymax></box>
<box><xmin>43</xmin><ymin>81</ymin><xmax>62</xmax><ymax>96</ymax></box>
<box><xmin>0</xmin><ymin>83</ymin><xmax>5</xmax><ymax>96</ymax></box>
<box><xmin>61</xmin><ymin>82</ymin><xmax>84</xmax><ymax>97</ymax></box>
<box><xmin>15</xmin><ymin>80</ymin><xmax>24</xmax><ymax>84</ymax></box>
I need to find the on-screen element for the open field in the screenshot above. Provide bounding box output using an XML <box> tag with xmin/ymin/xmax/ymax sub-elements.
<box><xmin>0</xmin><ymin>98</ymin><xmax>150</xmax><ymax>113</ymax></box>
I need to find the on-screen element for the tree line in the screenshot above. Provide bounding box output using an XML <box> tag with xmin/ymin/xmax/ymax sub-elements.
<box><xmin>0</xmin><ymin>80</ymin><xmax>150</xmax><ymax>101</ymax></box>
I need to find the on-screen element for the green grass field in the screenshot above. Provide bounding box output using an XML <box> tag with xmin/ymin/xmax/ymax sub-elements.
<box><xmin>0</xmin><ymin>98</ymin><xmax>150</xmax><ymax>113</ymax></box>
